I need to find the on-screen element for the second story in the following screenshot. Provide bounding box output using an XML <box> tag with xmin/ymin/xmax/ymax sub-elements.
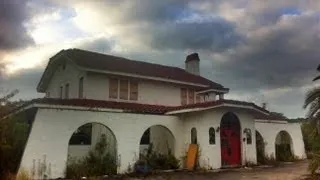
<box><xmin>37</xmin><ymin>49</ymin><xmax>229</xmax><ymax>106</ymax></box>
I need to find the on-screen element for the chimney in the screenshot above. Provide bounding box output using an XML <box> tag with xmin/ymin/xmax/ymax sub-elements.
<box><xmin>185</xmin><ymin>53</ymin><xmax>200</xmax><ymax>75</ymax></box>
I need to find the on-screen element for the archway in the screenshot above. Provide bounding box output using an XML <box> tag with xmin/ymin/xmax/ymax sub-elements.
<box><xmin>67</xmin><ymin>122</ymin><xmax>117</xmax><ymax>173</ymax></box>
<box><xmin>220</xmin><ymin>112</ymin><xmax>241</xmax><ymax>166</ymax></box>
<box><xmin>256</xmin><ymin>130</ymin><xmax>265</xmax><ymax>164</ymax></box>
<box><xmin>138</xmin><ymin>125</ymin><xmax>178</xmax><ymax>170</ymax></box>
<box><xmin>275</xmin><ymin>130</ymin><xmax>293</xmax><ymax>161</ymax></box>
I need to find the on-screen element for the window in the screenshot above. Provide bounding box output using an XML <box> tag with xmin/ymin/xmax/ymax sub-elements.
<box><xmin>196</xmin><ymin>94</ymin><xmax>201</xmax><ymax>103</ymax></box>
<box><xmin>191</xmin><ymin>127</ymin><xmax>197</xmax><ymax>144</ymax></box>
<box><xmin>109</xmin><ymin>78</ymin><xmax>118</xmax><ymax>99</ymax></box>
<box><xmin>209</xmin><ymin>127</ymin><xmax>215</xmax><ymax>144</ymax></box>
<box><xmin>65</xmin><ymin>83</ymin><xmax>69</xmax><ymax>99</ymax></box>
<box><xmin>79</xmin><ymin>77</ymin><xmax>84</xmax><ymax>98</ymax></box>
<box><xmin>69</xmin><ymin>124</ymin><xmax>92</xmax><ymax>145</ymax></box>
<box><xmin>245</xmin><ymin>128</ymin><xmax>252</xmax><ymax>144</ymax></box>
<box><xmin>60</xmin><ymin>86</ymin><xmax>63</xmax><ymax>99</ymax></box>
<box><xmin>120</xmin><ymin>80</ymin><xmax>129</xmax><ymax>100</ymax></box>
<box><xmin>181</xmin><ymin>88</ymin><xmax>187</xmax><ymax>105</ymax></box>
<box><xmin>188</xmin><ymin>89</ymin><xmax>195</xmax><ymax>104</ymax></box>
<box><xmin>140</xmin><ymin>128</ymin><xmax>150</xmax><ymax>145</ymax></box>
<box><xmin>130</xmin><ymin>81</ymin><xmax>138</xmax><ymax>100</ymax></box>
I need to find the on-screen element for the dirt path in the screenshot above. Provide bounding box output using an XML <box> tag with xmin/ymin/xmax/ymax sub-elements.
<box><xmin>124</xmin><ymin>161</ymin><xmax>309</xmax><ymax>180</ymax></box>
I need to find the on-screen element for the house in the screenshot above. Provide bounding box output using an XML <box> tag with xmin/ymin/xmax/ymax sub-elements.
<box><xmin>13</xmin><ymin>49</ymin><xmax>305</xmax><ymax>179</ymax></box>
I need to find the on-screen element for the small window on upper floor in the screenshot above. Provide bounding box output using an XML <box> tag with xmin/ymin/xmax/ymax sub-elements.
<box><xmin>181</xmin><ymin>88</ymin><xmax>187</xmax><ymax>105</ymax></box>
<box><xmin>209</xmin><ymin>127</ymin><xmax>215</xmax><ymax>144</ymax></box>
<box><xmin>120</xmin><ymin>80</ymin><xmax>129</xmax><ymax>100</ymax></box>
<box><xmin>130</xmin><ymin>81</ymin><xmax>138</xmax><ymax>100</ymax></box>
<box><xmin>60</xmin><ymin>86</ymin><xmax>63</xmax><ymax>99</ymax></box>
<box><xmin>79</xmin><ymin>77</ymin><xmax>84</xmax><ymax>98</ymax></box>
<box><xmin>65</xmin><ymin>83</ymin><xmax>69</xmax><ymax>99</ymax></box>
<box><xmin>188</xmin><ymin>89</ymin><xmax>195</xmax><ymax>104</ymax></box>
<box><xmin>109</xmin><ymin>78</ymin><xmax>118</xmax><ymax>99</ymax></box>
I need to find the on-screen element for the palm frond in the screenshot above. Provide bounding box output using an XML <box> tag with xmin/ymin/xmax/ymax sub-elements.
<box><xmin>306</xmin><ymin>99</ymin><xmax>320</xmax><ymax>118</ymax></box>
<box><xmin>304</xmin><ymin>88</ymin><xmax>320</xmax><ymax>109</ymax></box>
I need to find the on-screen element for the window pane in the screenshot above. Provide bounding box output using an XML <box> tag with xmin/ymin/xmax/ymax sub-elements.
<box><xmin>130</xmin><ymin>81</ymin><xmax>138</xmax><ymax>100</ymax></box>
<box><xmin>196</xmin><ymin>94</ymin><xmax>201</xmax><ymax>103</ymax></box>
<box><xmin>120</xmin><ymin>80</ymin><xmax>129</xmax><ymax>100</ymax></box>
<box><xmin>79</xmin><ymin>77</ymin><xmax>84</xmax><ymax>98</ymax></box>
<box><xmin>60</xmin><ymin>86</ymin><xmax>63</xmax><ymax>99</ymax></box>
<box><xmin>191</xmin><ymin>127</ymin><xmax>197</xmax><ymax>144</ymax></box>
<box><xmin>65</xmin><ymin>84</ymin><xmax>69</xmax><ymax>99</ymax></box>
<box><xmin>181</xmin><ymin>88</ymin><xmax>187</xmax><ymax>105</ymax></box>
<box><xmin>188</xmin><ymin>89</ymin><xmax>194</xmax><ymax>104</ymax></box>
<box><xmin>209</xmin><ymin>127</ymin><xmax>215</xmax><ymax>144</ymax></box>
<box><xmin>109</xmin><ymin>78</ymin><xmax>118</xmax><ymax>99</ymax></box>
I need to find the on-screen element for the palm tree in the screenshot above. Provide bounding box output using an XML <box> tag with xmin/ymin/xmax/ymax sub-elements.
<box><xmin>303</xmin><ymin>64</ymin><xmax>320</xmax><ymax>174</ymax></box>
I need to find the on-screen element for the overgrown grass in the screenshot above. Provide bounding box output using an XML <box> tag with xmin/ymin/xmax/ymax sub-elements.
<box><xmin>65</xmin><ymin>134</ymin><xmax>117</xmax><ymax>179</ymax></box>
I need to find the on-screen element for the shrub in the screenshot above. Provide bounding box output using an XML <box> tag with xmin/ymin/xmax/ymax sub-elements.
<box><xmin>66</xmin><ymin>134</ymin><xmax>117</xmax><ymax>179</ymax></box>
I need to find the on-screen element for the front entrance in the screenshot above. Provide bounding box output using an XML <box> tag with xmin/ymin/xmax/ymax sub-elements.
<box><xmin>220</xmin><ymin>112</ymin><xmax>241</xmax><ymax>167</ymax></box>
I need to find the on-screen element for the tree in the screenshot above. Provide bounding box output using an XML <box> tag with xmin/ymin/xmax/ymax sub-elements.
<box><xmin>303</xmin><ymin>65</ymin><xmax>320</xmax><ymax>174</ymax></box>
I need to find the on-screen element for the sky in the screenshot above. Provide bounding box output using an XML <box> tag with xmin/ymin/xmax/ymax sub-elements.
<box><xmin>1</xmin><ymin>0</ymin><xmax>320</xmax><ymax>118</ymax></box>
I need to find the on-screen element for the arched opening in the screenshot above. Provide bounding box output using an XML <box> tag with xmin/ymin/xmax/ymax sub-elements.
<box><xmin>256</xmin><ymin>130</ymin><xmax>265</xmax><ymax>164</ymax></box>
<box><xmin>209</xmin><ymin>127</ymin><xmax>216</xmax><ymax>145</ymax></box>
<box><xmin>191</xmin><ymin>127</ymin><xmax>197</xmax><ymax>144</ymax></box>
<box><xmin>275</xmin><ymin>130</ymin><xmax>293</xmax><ymax>161</ymax></box>
<box><xmin>67</xmin><ymin>122</ymin><xmax>117</xmax><ymax>176</ymax></box>
<box><xmin>220</xmin><ymin>112</ymin><xmax>241</xmax><ymax>166</ymax></box>
<box><xmin>138</xmin><ymin>125</ymin><xmax>178</xmax><ymax>170</ymax></box>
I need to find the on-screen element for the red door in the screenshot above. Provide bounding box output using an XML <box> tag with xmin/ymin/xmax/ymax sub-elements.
<box><xmin>221</xmin><ymin>128</ymin><xmax>241</xmax><ymax>166</ymax></box>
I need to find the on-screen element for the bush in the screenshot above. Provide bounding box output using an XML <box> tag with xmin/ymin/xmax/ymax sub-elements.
<box><xmin>66</xmin><ymin>134</ymin><xmax>117</xmax><ymax>179</ymax></box>
<box><xmin>136</xmin><ymin>143</ymin><xmax>180</xmax><ymax>172</ymax></box>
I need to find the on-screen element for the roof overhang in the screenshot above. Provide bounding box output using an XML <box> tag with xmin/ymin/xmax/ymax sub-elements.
<box><xmin>165</xmin><ymin>101</ymin><xmax>269</xmax><ymax>115</ymax></box>
<box><xmin>196</xmin><ymin>88</ymin><xmax>229</xmax><ymax>94</ymax></box>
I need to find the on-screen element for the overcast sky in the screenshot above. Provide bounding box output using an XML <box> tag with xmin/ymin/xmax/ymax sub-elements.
<box><xmin>1</xmin><ymin>0</ymin><xmax>320</xmax><ymax>118</ymax></box>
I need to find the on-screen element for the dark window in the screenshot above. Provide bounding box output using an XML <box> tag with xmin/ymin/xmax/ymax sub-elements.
<box><xmin>140</xmin><ymin>128</ymin><xmax>150</xmax><ymax>145</ymax></box>
<box><xmin>65</xmin><ymin>83</ymin><xmax>69</xmax><ymax>99</ymax></box>
<box><xmin>191</xmin><ymin>127</ymin><xmax>197</xmax><ymax>144</ymax></box>
<box><xmin>79</xmin><ymin>77</ymin><xmax>84</xmax><ymax>98</ymax></box>
<box><xmin>69</xmin><ymin>124</ymin><xmax>92</xmax><ymax>145</ymax></box>
<box><xmin>60</xmin><ymin>86</ymin><xmax>63</xmax><ymax>99</ymax></box>
<box><xmin>245</xmin><ymin>128</ymin><xmax>252</xmax><ymax>144</ymax></box>
<box><xmin>209</xmin><ymin>127</ymin><xmax>215</xmax><ymax>144</ymax></box>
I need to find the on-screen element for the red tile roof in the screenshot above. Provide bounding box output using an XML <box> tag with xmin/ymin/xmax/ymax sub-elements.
<box><xmin>64</xmin><ymin>49</ymin><xmax>228</xmax><ymax>90</ymax></box>
<box><xmin>2</xmin><ymin>98</ymin><xmax>268</xmax><ymax>117</ymax></box>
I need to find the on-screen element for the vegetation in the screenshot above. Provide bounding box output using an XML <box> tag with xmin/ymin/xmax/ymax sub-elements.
<box><xmin>66</xmin><ymin>134</ymin><xmax>117</xmax><ymax>179</ymax></box>
<box><xmin>0</xmin><ymin>90</ymin><xmax>31</xmax><ymax>179</ymax></box>
<box><xmin>303</xmin><ymin>65</ymin><xmax>320</xmax><ymax>175</ymax></box>
<box><xmin>135</xmin><ymin>143</ymin><xmax>180</xmax><ymax>173</ymax></box>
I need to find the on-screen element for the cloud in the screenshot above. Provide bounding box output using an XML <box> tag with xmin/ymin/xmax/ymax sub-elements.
<box><xmin>0</xmin><ymin>0</ymin><xmax>34</xmax><ymax>50</ymax></box>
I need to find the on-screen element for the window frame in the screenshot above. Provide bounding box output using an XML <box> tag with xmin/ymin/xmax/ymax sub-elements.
<box><xmin>119</xmin><ymin>79</ymin><xmax>129</xmax><ymax>100</ymax></box>
<box><xmin>209</xmin><ymin>127</ymin><xmax>216</xmax><ymax>145</ymax></box>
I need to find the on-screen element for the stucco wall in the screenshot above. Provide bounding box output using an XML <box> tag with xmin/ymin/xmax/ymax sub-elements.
<box><xmin>255</xmin><ymin>121</ymin><xmax>306</xmax><ymax>159</ymax></box>
<box><xmin>19</xmin><ymin>108</ymin><xmax>183</xmax><ymax>179</ymax></box>
<box><xmin>46</xmin><ymin>61</ymin><xmax>86</xmax><ymax>99</ymax></box>
<box><xmin>182</xmin><ymin>108</ymin><xmax>257</xmax><ymax>169</ymax></box>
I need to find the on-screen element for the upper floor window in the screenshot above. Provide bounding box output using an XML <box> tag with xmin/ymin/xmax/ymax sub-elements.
<box><xmin>120</xmin><ymin>80</ymin><xmax>129</xmax><ymax>100</ymax></box>
<box><xmin>65</xmin><ymin>83</ymin><xmax>69</xmax><ymax>99</ymax></box>
<box><xmin>209</xmin><ymin>127</ymin><xmax>215</xmax><ymax>144</ymax></box>
<box><xmin>109</xmin><ymin>78</ymin><xmax>138</xmax><ymax>101</ymax></box>
<box><xmin>79</xmin><ymin>77</ymin><xmax>84</xmax><ymax>98</ymax></box>
<box><xmin>109</xmin><ymin>78</ymin><xmax>118</xmax><ymax>99</ymax></box>
<box><xmin>181</xmin><ymin>88</ymin><xmax>187</xmax><ymax>105</ymax></box>
<box><xmin>130</xmin><ymin>81</ymin><xmax>138</xmax><ymax>100</ymax></box>
<box><xmin>196</xmin><ymin>94</ymin><xmax>201</xmax><ymax>103</ymax></box>
<box><xmin>244</xmin><ymin>128</ymin><xmax>252</xmax><ymax>144</ymax></box>
<box><xmin>181</xmin><ymin>88</ymin><xmax>196</xmax><ymax>105</ymax></box>
<box><xmin>60</xmin><ymin>86</ymin><xmax>63</xmax><ymax>99</ymax></box>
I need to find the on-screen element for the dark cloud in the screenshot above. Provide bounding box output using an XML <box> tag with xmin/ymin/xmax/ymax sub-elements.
<box><xmin>77</xmin><ymin>37</ymin><xmax>114</xmax><ymax>54</ymax></box>
<box><xmin>0</xmin><ymin>0</ymin><xmax>34</xmax><ymax>50</ymax></box>
<box><xmin>212</xmin><ymin>13</ymin><xmax>320</xmax><ymax>92</ymax></box>
<box><xmin>147</xmin><ymin>19</ymin><xmax>243</xmax><ymax>51</ymax></box>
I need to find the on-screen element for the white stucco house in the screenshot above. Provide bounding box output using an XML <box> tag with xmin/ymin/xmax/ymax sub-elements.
<box><xmin>11</xmin><ymin>49</ymin><xmax>305</xmax><ymax>179</ymax></box>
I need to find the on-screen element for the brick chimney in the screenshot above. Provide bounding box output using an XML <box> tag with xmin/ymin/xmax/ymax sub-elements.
<box><xmin>185</xmin><ymin>53</ymin><xmax>200</xmax><ymax>75</ymax></box>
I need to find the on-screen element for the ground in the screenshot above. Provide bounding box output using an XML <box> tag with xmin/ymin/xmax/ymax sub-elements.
<box><xmin>118</xmin><ymin>160</ymin><xmax>310</xmax><ymax>180</ymax></box>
